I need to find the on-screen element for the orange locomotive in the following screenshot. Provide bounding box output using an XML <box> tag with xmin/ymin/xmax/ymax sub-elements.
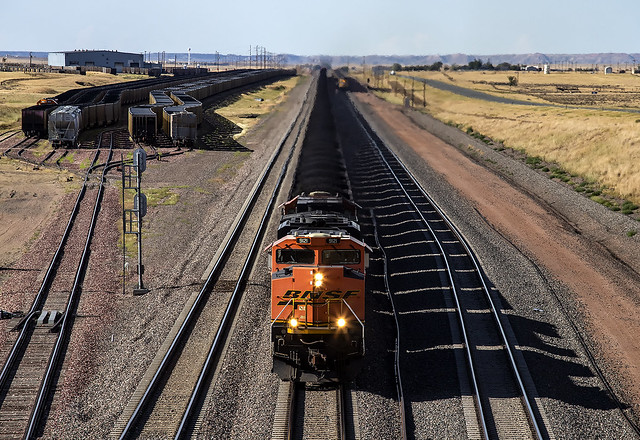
<box><xmin>268</xmin><ymin>192</ymin><xmax>369</xmax><ymax>383</ymax></box>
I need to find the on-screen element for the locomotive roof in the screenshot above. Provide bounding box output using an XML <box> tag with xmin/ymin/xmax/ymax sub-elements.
<box><xmin>281</xmin><ymin>192</ymin><xmax>359</xmax><ymax>217</ymax></box>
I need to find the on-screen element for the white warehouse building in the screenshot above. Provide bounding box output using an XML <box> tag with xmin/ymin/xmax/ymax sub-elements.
<box><xmin>48</xmin><ymin>50</ymin><xmax>144</xmax><ymax>72</ymax></box>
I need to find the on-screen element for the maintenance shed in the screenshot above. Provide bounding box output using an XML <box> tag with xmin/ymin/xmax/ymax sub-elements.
<box><xmin>48</xmin><ymin>50</ymin><xmax>144</xmax><ymax>73</ymax></box>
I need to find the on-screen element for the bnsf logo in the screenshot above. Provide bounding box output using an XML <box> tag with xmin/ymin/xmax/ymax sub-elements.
<box><xmin>277</xmin><ymin>289</ymin><xmax>359</xmax><ymax>305</ymax></box>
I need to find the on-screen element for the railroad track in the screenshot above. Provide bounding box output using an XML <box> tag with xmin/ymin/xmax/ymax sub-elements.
<box><xmin>0</xmin><ymin>131</ymin><xmax>115</xmax><ymax>439</ymax></box>
<box><xmin>332</xmin><ymin>89</ymin><xmax>547</xmax><ymax>439</ymax></box>
<box><xmin>0</xmin><ymin>129</ymin><xmax>19</xmax><ymax>144</ymax></box>
<box><xmin>112</xmin><ymin>74</ymin><xmax>316</xmax><ymax>440</ymax></box>
<box><xmin>273</xmin><ymin>382</ymin><xmax>353</xmax><ymax>440</ymax></box>
<box><xmin>1</xmin><ymin>135</ymin><xmax>38</xmax><ymax>159</ymax></box>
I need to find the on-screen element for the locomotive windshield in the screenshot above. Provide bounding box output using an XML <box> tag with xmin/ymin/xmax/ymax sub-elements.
<box><xmin>322</xmin><ymin>249</ymin><xmax>361</xmax><ymax>265</ymax></box>
<box><xmin>276</xmin><ymin>248</ymin><xmax>315</xmax><ymax>264</ymax></box>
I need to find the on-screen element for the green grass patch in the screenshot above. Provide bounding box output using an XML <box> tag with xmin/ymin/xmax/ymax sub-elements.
<box><xmin>79</xmin><ymin>157</ymin><xmax>93</xmax><ymax>170</ymax></box>
<box><xmin>61</xmin><ymin>152</ymin><xmax>75</xmax><ymax>164</ymax></box>
<box><xmin>525</xmin><ymin>156</ymin><xmax>542</xmax><ymax>167</ymax></box>
<box><xmin>628</xmin><ymin>229</ymin><xmax>637</xmax><ymax>237</ymax></box>
<box><xmin>145</xmin><ymin>187</ymin><xmax>180</xmax><ymax>207</ymax></box>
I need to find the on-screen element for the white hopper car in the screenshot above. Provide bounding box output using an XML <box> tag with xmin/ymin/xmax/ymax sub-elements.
<box><xmin>48</xmin><ymin>105</ymin><xmax>82</xmax><ymax>147</ymax></box>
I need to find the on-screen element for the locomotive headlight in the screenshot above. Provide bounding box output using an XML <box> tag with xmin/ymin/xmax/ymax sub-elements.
<box><xmin>337</xmin><ymin>318</ymin><xmax>346</xmax><ymax>328</ymax></box>
<box><xmin>290</xmin><ymin>318</ymin><xmax>298</xmax><ymax>328</ymax></box>
<box><xmin>314</xmin><ymin>272</ymin><xmax>323</xmax><ymax>287</ymax></box>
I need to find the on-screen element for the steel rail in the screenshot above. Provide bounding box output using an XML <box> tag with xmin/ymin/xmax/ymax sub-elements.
<box><xmin>349</xmin><ymin>101</ymin><xmax>490</xmax><ymax>439</ymax></box>
<box><xmin>1</xmin><ymin>135</ymin><xmax>36</xmax><ymax>156</ymax></box>
<box><xmin>0</xmin><ymin>130</ymin><xmax>19</xmax><ymax>143</ymax></box>
<box><xmin>337</xmin><ymin>384</ymin><xmax>347</xmax><ymax>440</ymax></box>
<box><xmin>118</xmin><ymin>75</ymin><xmax>316</xmax><ymax>440</ymax></box>
<box><xmin>348</xmin><ymin>96</ymin><xmax>543</xmax><ymax>439</ymax></box>
<box><xmin>0</xmin><ymin>134</ymin><xmax>103</xmax><ymax>393</ymax></box>
<box><xmin>16</xmin><ymin>137</ymin><xmax>40</xmax><ymax>159</ymax></box>
<box><xmin>25</xmin><ymin>132</ymin><xmax>115</xmax><ymax>439</ymax></box>
<box><xmin>174</xmin><ymin>99</ymin><xmax>303</xmax><ymax>438</ymax></box>
<box><xmin>370</xmin><ymin>211</ymin><xmax>408</xmax><ymax>440</ymax></box>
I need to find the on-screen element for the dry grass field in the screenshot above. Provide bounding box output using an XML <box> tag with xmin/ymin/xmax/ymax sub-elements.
<box><xmin>213</xmin><ymin>75</ymin><xmax>303</xmax><ymax>138</ymax></box>
<box><xmin>357</xmin><ymin>69</ymin><xmax>640</xmax><ymax>211</ymax></box>
<box><xmin>0</xmin><ymin>71</ymin><xmax>146</xmax><ymax>130</ymax></box>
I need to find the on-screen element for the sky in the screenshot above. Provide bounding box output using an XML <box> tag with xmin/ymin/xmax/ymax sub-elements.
<box><xmin>2</xmin><ymin>0</ymin><xmax>639</xmax><ymax>56</ymax></box>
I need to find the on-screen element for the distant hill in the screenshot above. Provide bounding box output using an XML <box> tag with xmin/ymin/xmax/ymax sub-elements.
<box><xmin>311</xmin><ymin>53</ymin><xmax>640</xmax><ymax>68</ymax></box>
<box><xmin>162</xmin><ymin>52</ymin><xmax>640</xmax><ymax>68</ymax></box>
<box><xmin>3</xmin><ymin>50</ymin><xmax>640</xmax><ymax>68</ymax></box>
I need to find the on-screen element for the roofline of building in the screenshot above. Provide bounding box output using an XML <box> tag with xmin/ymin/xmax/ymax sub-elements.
<box><xmin>50</xmin><ymin>50</ymin><xmax>141</xmax><ymax>56</ymax></box>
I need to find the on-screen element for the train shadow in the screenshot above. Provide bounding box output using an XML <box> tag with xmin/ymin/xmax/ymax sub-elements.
<box><xmin>344</xmin><ymin>77</ymin><xmax>368</xmax><ymax>94</ymax></box>
<box><xmin>198</xmin><ymin>112</ymin><xmax>251</xmax><ymax>152</ymax></box>
<box><xmin>196</xmin><ymin>82</ymin><xmax>279</xmax><ymax>152</ymax></box>
<box><xmin>355</xmin><ymin>263</ymin><xmax>622</xmax><ymax>420</ymax></box>
<box><xmin>330</xmin><ymin>80</ymin><xmax>622</xmax><ymax>415</ymax></box>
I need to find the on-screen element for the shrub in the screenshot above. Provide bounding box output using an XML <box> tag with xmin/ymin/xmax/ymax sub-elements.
<box><xmin>525</xmin><ymin>156</ymin><xmax>541</xmax><ymax>166</ymax></box>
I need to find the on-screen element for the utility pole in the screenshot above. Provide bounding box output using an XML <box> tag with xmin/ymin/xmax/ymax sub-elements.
<box><xmin>423</xmin><ymin>82</ymin><xmax>426</xmax><ymax>107</ymax></box>
<box><xmin>411</xmin><ymin>77</ymin><xmax>415</xmax><ymax>107</ymax></box>
<box><xmin>254</xmin><ymin>45</ymin><xmax>257</xmax><ymax>69</ymax></box>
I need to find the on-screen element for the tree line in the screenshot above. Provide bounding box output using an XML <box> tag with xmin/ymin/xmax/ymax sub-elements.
<box><xmin>391</xmin><ymin>59</ymin><xmax>524</xmax><ymax>72</ymax></box>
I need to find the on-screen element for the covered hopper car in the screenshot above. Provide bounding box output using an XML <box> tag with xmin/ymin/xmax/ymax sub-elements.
<box><xmin>48</xmin><ymin>105</ymin><xmax>82</xmax><ymax>147</ymax></box>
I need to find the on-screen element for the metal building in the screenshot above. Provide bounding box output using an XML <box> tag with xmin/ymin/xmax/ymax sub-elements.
<box><xmin>48</xmin><ymin>50</ymin><xmax>144</xmax><ymax>72</ymax></box>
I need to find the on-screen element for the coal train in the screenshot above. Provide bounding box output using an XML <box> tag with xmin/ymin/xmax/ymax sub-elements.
<box><xmin>22</xmin><ymin>69</ymin><xmax>295</xmax><ymax>147</ymax></box>
<box><xmin>267</xmin><ymin>69</ymin><xmax>368</xmax><ymax>383</ymax></box>
<box><xmin>127</xmin><ymin>69</ymin><xmax>294</xmax><ymax>145</ymax></box>
<box><xmin>22</xmin><ymin>75</ymin><xmax>183</xmax><ymax>140</ymax></box>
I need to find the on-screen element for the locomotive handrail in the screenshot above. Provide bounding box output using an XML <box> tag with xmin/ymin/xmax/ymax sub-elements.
<box><xmin>271</xmin><ymin>299</ymin><xmax>294</xmax><ymax>328</ymax></box>
<box><xmin>341</xmin><ymin>299</ymin><xmax>365</xmax><ymax>355</ymax></box>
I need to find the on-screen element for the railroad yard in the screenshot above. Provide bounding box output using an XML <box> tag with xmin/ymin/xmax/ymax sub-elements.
<box><xmin>1</xmin><ymin>65</ymin><xmax>640</xmax><ymax>440</ymax></box>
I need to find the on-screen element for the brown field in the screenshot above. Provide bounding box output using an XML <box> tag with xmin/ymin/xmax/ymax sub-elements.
<box><xmin>357</xmin><ymin>69</ymin><xmax>640</xmax><ymax>207</ymax></box>
<box><xmin>0</xmin><ymin>70</ymin><xmax>146</xmax><ymax>130</ymax></box>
